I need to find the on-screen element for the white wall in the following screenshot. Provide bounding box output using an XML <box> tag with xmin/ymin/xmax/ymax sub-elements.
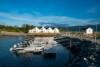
<box><xmin>54</xmin><ymin>28</ymin><xmax>60</xmax><ymax>33</ymax></box>
<box><xmin>40</xmin><ymin>27</ymin><xmax>48</xmax><ymax>33</ymax></box>
<box><xmin>86</xmin><ymin>28</ymin><xmax>93</xmax><ymax>34</ymax></box>
<box><xmin>28</xmin><ymin>27</ymin><xmax>60</xmax><ymax>33</ymax></box>
<box><xmin>47</xmin><ymin>28</ymin><xmax>54</xmax><ymax>33</ymax></box>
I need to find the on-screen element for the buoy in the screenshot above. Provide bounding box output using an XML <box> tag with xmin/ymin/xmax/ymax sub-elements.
<box><xmin>83</xmin><ymin>57</ymin><xmax>89</xmax><ymax>64</ymax></box>
<box><xmin>84</xmin><ymin>57</ymin><xmax>87</xmax><ymax>61</ymax></box>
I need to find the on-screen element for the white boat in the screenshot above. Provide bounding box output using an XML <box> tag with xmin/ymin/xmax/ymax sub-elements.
<box><xmin>9</xmin><ymin>47</ymin><xmax>24</xmax><ymax>52</ymax></box>
<box><xmin>10</xmin><ymin>37</ymin><xmax>57</xmax><ymax>54</ymax></box>
<box><xmin>10</xmin><ymin>42</ymin><xmax>44</xmax><ymax>53</ymax></box>
<box><xmin>23</xmin><ymin>45</ymin><xmax>43</xmax><ymax>52</ymax></box>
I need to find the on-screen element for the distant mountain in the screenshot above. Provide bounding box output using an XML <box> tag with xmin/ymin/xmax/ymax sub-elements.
<box><xmin>39</xmin><ymin>22</ymin><xmax>100</xmax><ymax>32</ymax></box>
<box><xmin>39</xmin><ymin>22</ymin><xmax>68</xmax><ymax>28</ymax></box>
<box><xmin>39</xmin><ymin>22</ymin><xmax>68</xmax><ymax>31</ymax></box>
<box><xmin>67</xmin><ymin>24</ymin><xmax>100</xmax><ymax>32</ymax></box>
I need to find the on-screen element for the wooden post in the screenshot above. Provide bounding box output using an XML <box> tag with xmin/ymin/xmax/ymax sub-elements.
<box><xmin>70</xmin><ymin>40</ymin><xmax>72</xmax><ymax>48</ymax></box>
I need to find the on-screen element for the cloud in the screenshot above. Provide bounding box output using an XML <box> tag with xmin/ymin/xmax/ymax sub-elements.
<box><xmin>87</xmin><ymin>5</ymin><xmax>100</xmax><ymax>15</ymax></box>
<box><xmin>0</xmin><ymin>12</ymin><xmax>99</xmax><ymax>26</ymax></box>
<box><xmin>87</xmin><ymin>7</ymin><xmax>97</xmax><ymax>14</ymax></box>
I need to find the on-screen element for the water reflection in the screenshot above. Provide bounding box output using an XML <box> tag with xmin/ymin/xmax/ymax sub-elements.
<box><xmin>12</xmin><ymin>52</ymin><xmax>56</xmax><ymax>60</ymax></box>
<box><xmin>12</xmin><ymin>51</ymin><xmax>40</xmax><ymax>58</ymax></box>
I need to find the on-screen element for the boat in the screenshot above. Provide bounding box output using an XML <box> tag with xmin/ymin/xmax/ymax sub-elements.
<box><xmin>10</xmin><ymin>40</ymin><xmax>44</xmax><ymax>53</ymax></box>
<box><xmin>10</xmin><ymin>37</ymin><xmax>58</xmax><ymax>55</ymax></box>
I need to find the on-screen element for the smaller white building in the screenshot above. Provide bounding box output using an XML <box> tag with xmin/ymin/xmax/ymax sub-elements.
<box><xmin>29</xmin><ymin>27</ymin><xmax>40</xmax><ymax>33</ymax></box>
<box><xmin>86</xmin><ymin>27</ymin><xmax>93</xmax><ymax>35</ymax></box>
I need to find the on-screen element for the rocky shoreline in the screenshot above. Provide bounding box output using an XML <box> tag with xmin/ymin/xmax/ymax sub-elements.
<box><xmin>54</xmin><ymin>36</ymin><xmax>100</xmax><ymax>67</ymax></box>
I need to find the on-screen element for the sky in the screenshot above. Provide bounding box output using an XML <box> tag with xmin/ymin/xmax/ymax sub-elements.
<box><xmin>0</xmin><ymin>0</ymin><xmax>100</xmax><ymax>26</ymax></box>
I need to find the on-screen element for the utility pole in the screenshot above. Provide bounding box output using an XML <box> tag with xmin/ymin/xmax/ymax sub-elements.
<box><xmin>95</xmin><ymin>22</ymin><xmax>97</xmax><ymax>43</ymax></box>
<box><xmin>70</xmin><ymin>40</ymin><xmax>72</xmax><ymax>48</ymax></box>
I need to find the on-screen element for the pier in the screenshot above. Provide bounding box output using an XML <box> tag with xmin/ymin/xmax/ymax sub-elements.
<box><xmin>55</xmin><ymin>32</ymin><xmax>100</xmax><ymax>67</ymax></box>
<box><xmin>61</xmin><ymin>32</ymin><xmax>100</xmax><ymax>44</ymax></box>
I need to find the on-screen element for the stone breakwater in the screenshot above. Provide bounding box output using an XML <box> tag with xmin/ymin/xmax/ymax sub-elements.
<box><xmin>54</xmin><ymin>36</ymin><xmax>100</xmax><ymax>67</ymax></box>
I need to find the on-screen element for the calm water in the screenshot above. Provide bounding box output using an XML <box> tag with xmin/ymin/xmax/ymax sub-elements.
<box><xmin>0</xmin><ymin>36</ymin><xmax>70</xmax><ymax>67</ymax></box>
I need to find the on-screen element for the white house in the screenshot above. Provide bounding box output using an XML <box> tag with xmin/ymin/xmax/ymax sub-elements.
<box><xmin>86</xmin><ymin>27</ymin><xmax>93</xmax><ymax>35</ymax></box>
<box><xmin>40</xmin><ymin>27</ymin><xmax>48</xmax><ymax>33</ymax></box>
<box><xmin>28</xmin><ymin>27</ymin><xmax>60</xmax><ymax>34</ymax></box>
<box><xmin>53</xmin><ymin>28</ymin><xmax>60</xmax><ymax>33</ymax></box>
<box><xmin>28</xmin><ymin>27</ymin><xmax>40</xmax><ymax>33</ymax></box>
<box><xmin>34</xmin><ymin>27</ymin><xmax>41</xmax><ymax>33</ymax></box>
<box><xmin>47</xmin><ymin>27</ymin><xmax>54</xmax><ymax>33</ymax></box>
<box><xmin>28</xmin><ymin>29</ymin><xmax>32</xmax><ymax>33</ymax></box>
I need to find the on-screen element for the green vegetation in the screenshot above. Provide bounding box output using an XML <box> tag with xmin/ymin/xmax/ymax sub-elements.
<box><xmin>0</xmin><ymin>24</ymin><xmax>35</xmax><ymax>33</ymax></box>
<box><xmin>0</xmin><ymin>24</ymin><xmax>68</xmax><ymax>33</ymax></box>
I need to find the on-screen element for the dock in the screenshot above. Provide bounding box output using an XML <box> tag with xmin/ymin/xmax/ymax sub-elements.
<box><xmin>55</xmin><ymin>33</ymin><xmax>100</xmax><ymax>67</ymax></box>
<box><xmin>10</xmin><ymin>37</ymin><xmax>57</xmax><ymax>54</ymax></box>
<box><xmin>61</xmin><ymin>33</ymin><xmax>100</xmax><ymax>44</ymax></box>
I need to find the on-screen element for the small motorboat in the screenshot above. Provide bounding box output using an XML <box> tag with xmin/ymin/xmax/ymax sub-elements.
<box><xmin>10</xmin><ymin>47</ymin><xmax>24</xmax><ymax>52</ymax></box>
<box><xmin>10</xmin><ymin>41</ymin><xmax>44</xmax><ymax>54</ymax></box>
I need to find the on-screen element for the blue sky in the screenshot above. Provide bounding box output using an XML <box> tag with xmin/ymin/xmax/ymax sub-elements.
<box><xmin>0</xmin><ymin>0</ymin><xmax>100</xmax><ymax>26</ymax></box>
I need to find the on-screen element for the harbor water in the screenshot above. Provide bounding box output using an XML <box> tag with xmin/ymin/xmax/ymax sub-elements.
<box><xmin>0</xmin><ymin>36</ymin><xmax>70</xmax><ymax>67</ymax></box>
